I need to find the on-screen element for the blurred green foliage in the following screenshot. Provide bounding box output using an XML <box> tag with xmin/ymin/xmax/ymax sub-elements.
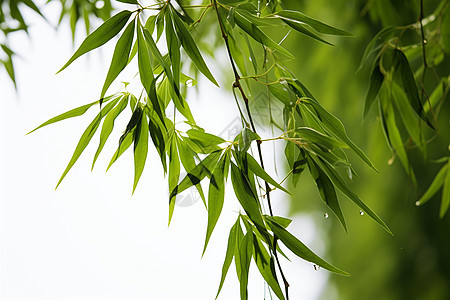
<box><xmin>281</xmin><ymin>0</ymin><xmax>450</xmax><ymax>299</ymax></box>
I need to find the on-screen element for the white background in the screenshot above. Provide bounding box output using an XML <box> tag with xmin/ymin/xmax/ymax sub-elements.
<box><xmin>0</xmin><ymin>1</ymin><xmax>328</xmax><ymax>299</ymax></box>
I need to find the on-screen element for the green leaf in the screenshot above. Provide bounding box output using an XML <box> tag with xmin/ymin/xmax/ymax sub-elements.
<box><xmin>203</xmin><ymin>151</ymin><xmax>228</xmax><ymax>254</ymax></box>
<box><xmin>168</xmin><ymin>136</ymin><xmax>180</xmax><ymax>224</ymax></box>
<box><xmin>252</xmin><ymin>232</ymin><xmax>285</xmax><ymax>300</ymax></box>
<box><xmin>303</xmin><ymin>98</ymin><xmax>378</xmax><ymax>171</ymax></box>
<box><xmin>393</xmin><ymin>49</ymin><xmax>434</xmax><ymax>129</ymax></box>
<box><xmin>28</xmin><ymin>95</ymin><xmax>116</xmax><ymax>134</ymax></box>
<box><xmin>234</xmin><ymin>10</ymin><xmax>293</xmax><ymax>58</ymax></box>
<box><xmin>441</xmin><ymin>162</ymin><xmax>450</xmax><ymax>218</ymax></box>
<box><xmin>107</xmin><ymin>128</ymin><xmax>135</xmax><ymax>171</ymax></box>
<box><xmin>133</xmin><ymin>109</ymin><xmax>149</xmax><ymax>193</ymax></box>
<box><xmin>266</xmin><ymin>218</ymin><xmax>350</xmax><ymax>276</ymax></box>
<box><xmin>307</xmin><ymin>156</ymin><xmax>347</xmax><ymax>232</ymax></box>
<box><xmin>137</xmin><ymin>22</ymin><xmax>154</xmax><ymax>94</ymax></box>
<box><xmin>57</xmin><ymin>10</ymin><xmax>132</xmax><ymax>73</ymax></box>
<box><xmin>216</xmin><ymin>217</ymin><xmax>239</xmax><ymax>299</ymax></box>
<box><xmin>294</xmin><ymin>127</ymin><xmax>347</xmax><ymax>150</ymax></box>
<box><xmin>238</xmin><ymin>231</ymin><xmax>253</xmax><ymax>300</ymax></box>
<box><xmin>92</xmin><ymin>95</ymin><xmax>128</xmax><ymax>169</ymax></box>
<box><xmin>274</xmin><ymin>10</ymin><xmax>352</xmax><ymax>36</ymax></box>
<box><xmin>166</xmin><ymin>9</ymin><xmax>181</xmax><ymax>95</ymax></box>
<box><xmin>116</xmin><ymin>0</ymin><xmax>139</xmax><ymax>4</ymax></box>
<box><xmin>170</xmin><ymin>151</ymin><xmax>222</xmax><ymax>203</ymax></box>
<box><xmin>246</xmin><ymin>153</ymin><xmax>291</xmax><ymax>194</ymax></box>
<box><xmin>187</xmin><ymin>128</ymin><xmax>226</xmax><ymax>145</ymax></box>
<box><xmin>364</xmin><ymin>63</ymin><xmax>383</xmax><ymax>117</ymax></box>
<box><xmin>416</xmin><ymin>162</ymin><xmax>447</xmax><ymax>206</ymax></box>
<box><xmin>56</xmin><ymin>98</ymin><xmax>120</xmax><ymax>188</ymax></box>
<box><xmin>282</xmin><ymin>19</ymin><xmax>332</xmax><ymax>45</ymax></box>
<box><xmin>230</xmin><ymin>163</ymin><xmax>269</xmax><ymax>241</ymax></box>
<box><xmin>100</xmin><ymin>19</ymin><xmax>135</xmax><ymax>100</ymax></box>
<box><xmin>314</xmin><ymin>156</ymin><xmax>392</xmax><ymax>235</ymax></box>
<box><xmin>171</xmin><ymin>7</ymin><xmax>219</xmax><ymax>86</ymax></box>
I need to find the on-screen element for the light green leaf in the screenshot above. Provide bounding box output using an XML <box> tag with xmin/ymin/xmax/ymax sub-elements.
<box><xmin>137</xmin><ymin>23</ymin><xmax>154</xmax><ymax>93</ymax></box>
<box><xmin>171</xmin><ymin>7</ymin><xmax>219</xmax><ymax>86</ymax></box>
<box><xmin>28</xmin><ymin>95</ymin><xmax>116</xmax><ymax>134</ymax></box>
<box><xmin>58</xmin><ymin>10</ymin><xmax>132</xmax><ymax>73</ymax></box>
<box><xmin>282</xmin><ymin>19</ymin><xmax>332</xmax><ymax>45</ymax></box>
<box><xmin>416</xmin><ymin>162</ymin><xmax>447</xmax><ymax>206</ymax></box>
<box><xmin>234</xmin><ymin>10</ymin><xmax>293</xmax><ymax>58</ymax></box>
<box><xmin>133</xmin><ymin>109</ymin><xmax>149</xmax><ymax>193</ymax></box>
<box><xmin>166</xmin><ymin>9</ymin><xmax>181</xmax><ymax>96</ymax></box>
<box><xmin>246</xmin><ymin>153</ymin><xmax>291</xmax><ymax>194</ymax></box>
<box><xmin>92</xmin><ymin>95</ymin><xmax>128</xmax><ymax>169</ymax></box>
<box><xmin>216</xmin><ymin>217</ymin><xmax>239</xmax><ymax>299</ymax></box>
<box><xmin>441</xmin><ymin>162</ymin><xmax>450</xmax><ymax>218</ymax></box>
<box><xmin>168</xmin><ymin>136</ymin><xmax>180</xmax><ymax>224</ymax></box>
<box><xmin>295</xmin><ymin>127</ymin><xmax>347</xmax><ymax>150</ymax></box>
<box><xmin>266</xmin><ymin>218</ymin><xmax>350</xmax><ymax>276</ymax></box>
<box><xmin>56</xmin><ymin>98</ymin><xmax>120</xmax><ymax>188</ymax></box>
<box><xmin>116</xmin><ymin>0</ymin><xmax>139</xmax><ymax>4</ymax></box>
<box><xmin>274</xmin><ymin>10</ymin><xmax>352</xmax><ymax>36</ymax></box>
<box><xmin>203</xmin><ymin>151</ymin><xmax>228</xmax><ymax>255</ymax></box>
<box><xmin>238</xmin><ymin>231</ymin><xmax>253</xmax><ymax>300</ymax></box>
<box><xmin>100</xmin><ymin>19</ymin><xmax>135</xmax><ymax>100</ymax></box>
<box><xmin>107</xmin><ymin>128</ymin><xmax>135</xmax><ymax>171</ymax></box>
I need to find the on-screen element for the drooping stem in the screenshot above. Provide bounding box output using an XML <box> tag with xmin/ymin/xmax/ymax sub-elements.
<box><xmin>212</xmin><ymin>1</ymin><xmax>290</xmax><ymax>298</ymax></box>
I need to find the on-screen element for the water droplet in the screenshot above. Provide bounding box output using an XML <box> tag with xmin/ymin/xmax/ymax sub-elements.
<box><xmin>313</xmin><ymin>264</ymin><xmax>320</xmax><ymax>271</ymax></box>
<box><xmin>360</xmin><ymin>210</ymin><xmax>364</xmax><ymax>216</ymax></box>
<box><xmin>289</xmin><ymin>101</ymin><xmax>293</xmax><ymax>105</ymax></box>
<box><xmin>324</xmin><ymin>213</ymin><xmax>329</xmax><ymax>219</ymax></box>
<box><xmin>256</xmin><ymin>12</ymin><xmax>261</xmax><ymax>17</ymax></box>
<box><xmin>423</xmin><ymin>39</ymin><xmax>427</xmax><ymax>44</ymax></box>
<box><xmin>388</xmin><ymin>157</ymin><xmax>395</xmax><ymax>165</ymax></box>
<box><xmin>186</xmin><ymin>79</ymin><xmax>193</xmax><ymax>87</ymax></box>
<box><xmin>249</xmin><ymin>57</ymin><xmax>252</xmax><ymax>62</ymax></box>
<box><xmin>415</xmin><ymin>201</ymin><xmax>420</xmax><ymax>206</ymax></box>
<box><xmin>95</xmin><ymin>0</ymin><xmax>104</xmax><ymax>9</ymax></box>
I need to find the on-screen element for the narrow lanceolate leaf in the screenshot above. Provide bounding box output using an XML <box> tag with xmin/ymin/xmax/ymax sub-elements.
<box><xmin>282</xmin><ymin>19</ymin><xmax>333</xmax><ymax>45</ymax></box>
<box><xmin>246</xmin><ymin>153</ymin><xmax>291</xmax><ymax>195</ymax></box>
<box><xmin>92</xmin><ymin>95</ymin><xmax>128</xmax><ymax>169</ymax></box>
<box><xmin>203</xmin><ymin>151</ymin><xmax>229</xmax><ymax>255</ymax></box>
<box><xmin>100</xmin><ymin>20</ymin><xmax>135</xmax><ymax>100</ymax></box>
<box><xmin>171</xmin><ymin>6</ymin><xmax>219</xmax><ymax>86</ymax></box>
<box><xmin>234</xmin><ymin>10</ymin><xmax>293</xmax><ymax>58</ymax></box>
<box><xmin>307</xmin><ymin>156</ymin><xmax>347</xmax><ymax>232</ymax></box>
<box><xmin>416</xmin><ymin>162</ymin><xmax>447</xmax><ymax>206</ymax></box>
<box><xmin>393</xmin><ymin>49</ymin><xmax>434</xmax><ymax>129</ymax></box>
<box><xmin>295</xmin><ymin>127</ymin><xmax>347</xmax><ymax>150</ymax></box>
<box><xmin>56</xmin><ymin>98</ymin><xmax>120</xmax><ymax>188</ymax></box>
<box><xmin>168</xmin><ymin>137</ymin><xmax>180</xmax><ymax>224</ymax></box>
<box><xmin>441</xmin><ymin>163</ymin><xmax>450</xmax><ymax>218</ymax></box>
<box><xmin>314</xmin><ymin>156</ymin><xmax>392</xmax><ymax>235</ymax></box>
<box><xmin>230</xmin><ymin>163</ymin><xmax>269</xmax><ymax>241</ymax></box>
<box><xmin>28</xmin><ymin>95</ymin><xmax>115</xmax><ymax>134</ymax></box>
<box><xmin>170</xmin><ymin>151</ymin><xmax>222</xmax><ymax>203</ymax></box>
<box><xmin>107</xmin><ymin>128</ymin><xmax>135</xmax><ymax>171</ymax></box>
<box><xmin>137</xmin><ymin>23</ymin><xmax>154</xmax><ymax>93</ymax></box>
<box><xmin>266</xmin><ymin>219</ymin><xmax>350</xmax><ymax>276</ymax></box>
<box><xmin>238</xmin><ymin>231</ymin><xmax>253</xmax><ymax>300</ymax></box>
<box><xmin>364</xmin><ymin>63</ymin><xmax>383</xmax><ymax>117</ymax></box>
<box><xmin>133</xmin><ymin>110</ymin><xmax>149</xmax><ymax>193</ymax></box>
<box><xmin>57</xmin><ymin>10</ymin><xmax>132</xmax><ymax>73</ymax></box>
<box><xmin>304</xmin><ymin>98</ymin><xmax>378</xmax><ymax>172</ymax></box>
<box><xmin>166</xmin><ymin>9</ymin><xmax>181</xmax><ymax>95</ymax></box>
<box><xmin>252</xmin><ymin>233</ymin><xmax>285</xmax><ymax>300</ymax></box>
<box><xmin>274</xmin><ymin>10</ymin><xmax>352</xmax><ymax>36</ymax></box>
<box><xmin>216</xmin><ymin>217</ymin><xmax>239</xmax><ymax>299</ymax></box>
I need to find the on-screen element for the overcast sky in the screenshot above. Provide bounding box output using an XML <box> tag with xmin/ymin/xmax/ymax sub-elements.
<box><xmin>0</xmin><ymin>2</ymin><xmax>328</xmax><ymax>299</ymax></box>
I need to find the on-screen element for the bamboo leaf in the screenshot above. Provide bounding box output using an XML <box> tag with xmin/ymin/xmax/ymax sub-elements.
<box><xmin>238</xmin><ymin>231</ymin><xmax>253</xmax><ymax>300</ymax></box>
<box><xmin>168</xmin><ymin>136</ymin><xmax>180</xmax><ymax>224</ymax></box>
<box><xmin>246</xmin><ymin>153</ymin><xmax>291</xmax><ymax>194</ymax></box>
<box><xmin>56</xmin><ymin>98</ymin><xmax>120</xmax><ymax>188</ymax></box>
<box><xmin>166</xmin><ymin>9</ymin><xmax>181</xmax><ymax>96</ymax></box>
<box><xmin>107</xmin><ymin>128</ymin><xmax>135</xmax><ymax>171</ymax></box>
<box><xmin>133</xmin><ymin>109</ymin><xmax>149</xmax><ymax>193</ymax></box>
<box><xmin>203</xmin><ymin>151</ymin><xmax>228</xmax><ymax>254</ymax></box>
<box><xmin>416</xmin><ymin>162</ymin><xmax>447</xmax><ymax>206</ymax></box>
<box><xmin>216</xmin><ymin>217</ymin><xmax>239</xmax><ymax>299</ymax></box>
<box><xmin>137</xmin><ymin>22</ymin><xmax>154</xmax><ymax>93</ymax></box>
<box><xmin>92</xmin><ymin>95</ymin><xmax>128</xmax><ymax>169</ymax></box>
<box><xmin>364</xmin><ymin>63</ymin><xmax>383</xmax><ymax>117</ymax></box>
<box><xmin>28</xmin><ymin>95</ymin><xmax>115</xmax><ymax>134</ymax></box>
<box><xmin>100</xmin><ymin>19</ymin><xmax>135</xmax><ymax>100</ymax></box>
<box><xmin>266</xmin><ymin>218</ymin><xmax>350</xmax><ymax>276</ymax></box>
<box><xmin>274</xmin><ymin>10</ymin><xmax>352</xmax><ymax>36</ymax></box>
<box><xmin>441</xmin><ymin>162</ymin><xmax>450</xmax><ymax>218</ymax></box>
<box><xmin>171</xmin><ymin>7</ymin><xmax>219</xmax><ymax>86</ymax></box>
<box><xmin>57</xmin><ymin>10</ymin><xmax>132</xmax><ymax>73</ymax></box>
<box><xmin>295</xmin><ymin>127</ymin><xmax>347</xmax><ymax>150</ymax></box>
<box><xmin>282</xmin><ymin>19</ymin><xmax>333</xmax><ymax>45</ymax></box>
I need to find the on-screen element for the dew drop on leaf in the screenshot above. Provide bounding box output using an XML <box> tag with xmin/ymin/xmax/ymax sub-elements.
<box><xmin>360</xmin><ymin>210</ymin><xmax>364</xmax><ymax>215</ymax></box>
<box><xmin>324</xmin><ymin>213</ymin><xmax>329</xmax><ymax>219</ymax></box>
<box><xmin>313</xmin><ymin>264</ymin><xmax>320</xmax><ymax>271</ymax></box>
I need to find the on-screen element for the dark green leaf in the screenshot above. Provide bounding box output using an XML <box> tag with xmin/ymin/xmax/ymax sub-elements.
<box><xmin>266</xmin><ymin>218</ymin><xmax>350</xmax><ymax>276</ymax></box>
<box><xmin>246</xmin><ymin>153</ymin><xmax>291</xmax><ymax>194</ymax></box>
<box><xmin>364</xmin><ymin>63</ymin><xmax>383</xmax><ymax>117</ymax></box>
<box><xmin>133</xmin><ymin>110</ymin><xmax>149</xmax><ymax>193</ymax></box>
<box><xmin>441</xmin><ymin>162</ymin><xmax>450</xmax><ymax>218</ymax></box>
<box><xmin>282</xmin><ymin>19</ymin><xmax>332</xmax><ymax>45</ymax></box>
<box><xmin>100</xmin><ymin>19</ymin><xmax>135</xmax><ymax>100</ymax></box>
<box><xmin>416</xmin><ymin>162</ymin><xmax>447</xmax><ymax>206</ymax></box>
<box><xmin>238</xmin><ymin>231</ymin><xmax>253</xmax><ymax>300</ymax></box>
